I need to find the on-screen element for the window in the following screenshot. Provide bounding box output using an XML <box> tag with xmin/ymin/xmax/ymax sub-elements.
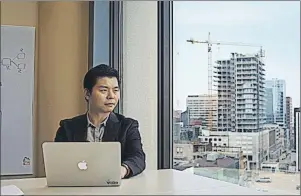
<box><xmin>172</xmin><ymin>1</ymin><xmax>300</xmax><ymax>193</ymax></box>
<box><xmin>90</xmin><ymin>1</ymin><xmax>123</xmax><ymax>113</ymax></box>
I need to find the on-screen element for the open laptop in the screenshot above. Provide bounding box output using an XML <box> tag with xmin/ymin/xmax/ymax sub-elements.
<box><xmin>42</xmin><ymin>142</ymin><xmax>121</xmax><ymax>187</ymax></box>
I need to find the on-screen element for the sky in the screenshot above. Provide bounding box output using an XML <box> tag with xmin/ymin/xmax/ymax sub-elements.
<box><xmin>173</xmin><ymin>1</ymin><xmax>300</xmax><ymax>111</ymax></box>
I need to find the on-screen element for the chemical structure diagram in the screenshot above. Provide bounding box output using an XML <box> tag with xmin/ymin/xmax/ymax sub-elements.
<box><xmin>1</xmin><ymin>48</ymin><xmax>26</xmax><ymax>73</ymax></box>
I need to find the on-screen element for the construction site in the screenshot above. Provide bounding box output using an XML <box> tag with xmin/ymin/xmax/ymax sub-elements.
<box><xmin>184</xmin><ymin>32</ymin><xmax>268</xmax><ymax>168</ymax></box>
<box><xmin>172</xmin><ymin>32</ymin><xmax>298</xmax><ymax>192</ymax></box>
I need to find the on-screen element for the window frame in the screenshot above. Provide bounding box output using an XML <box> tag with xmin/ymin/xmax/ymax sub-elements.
<box><xmin>157</xmin><ymin>1</ymin><xmax>173</xmax><ymax>169</ymax></box>
<box><xmin>90</xmin><ymin>1</ymin><xmax>174</xmax><ymax>168</ymax></box>
<box><xmin>88</xmin><ymin>1</ymin><xmax>124</xmax><ymax>114</ymax></box>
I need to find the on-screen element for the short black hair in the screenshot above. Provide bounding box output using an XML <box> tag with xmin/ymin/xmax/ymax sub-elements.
<box><xmin>83</xmin><ymin>64</ymin><xmax>120</xmax><ymax>92</ymax></box>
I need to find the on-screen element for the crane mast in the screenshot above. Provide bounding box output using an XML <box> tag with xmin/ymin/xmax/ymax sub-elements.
<box><xmin>207</xmin><ymin>32</ymin><xmax>213</xmax><ymax>132</ymax></box>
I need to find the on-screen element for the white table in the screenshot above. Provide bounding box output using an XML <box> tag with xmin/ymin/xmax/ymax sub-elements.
<box><xmin>0</xmin><ymin>169</ymin><xmax>285</xmax><ymax>195</ymax></box>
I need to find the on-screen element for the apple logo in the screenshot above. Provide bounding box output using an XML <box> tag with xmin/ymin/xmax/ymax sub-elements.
<box><xmin>77</xmin><ymin>160</ymin><xmax>88</xmax><ymax>170</ymax></box>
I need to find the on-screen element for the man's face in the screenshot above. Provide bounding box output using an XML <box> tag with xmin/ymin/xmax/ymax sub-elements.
<box><xmin>85</xmin><ymin>77</ymin><xmax>120</xmax><ymax>113</ymax></box>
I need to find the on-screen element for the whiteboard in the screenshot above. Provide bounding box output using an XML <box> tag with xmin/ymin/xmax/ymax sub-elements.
<box><xmin>1</xmin><ymin>25</ymin><xmax>35</xmax><ymax>175</ymax></box>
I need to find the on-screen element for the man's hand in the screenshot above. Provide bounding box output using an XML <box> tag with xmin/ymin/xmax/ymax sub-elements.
<box><xmin>120</xmin><ymin>165</ymin><xmax>128</xmax><ymax>179</ymax></box>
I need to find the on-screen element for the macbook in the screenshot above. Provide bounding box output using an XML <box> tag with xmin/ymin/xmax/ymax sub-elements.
<box><xmin>42</xmin><ymin>142</ymin><xmax>121</xmax><ymax>187</ymax></box>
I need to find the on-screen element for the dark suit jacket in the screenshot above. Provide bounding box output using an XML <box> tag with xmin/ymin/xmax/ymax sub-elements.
<box><xmin>54</xmin><ymin>112</ymin><xmax>146</xmax><ymax>178</ymax></box>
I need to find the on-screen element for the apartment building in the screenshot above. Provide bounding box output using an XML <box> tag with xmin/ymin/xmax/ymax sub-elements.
<box><xmin>186</xmin><ymin>94</ymin><xmax>218</xmax><ymax>131</ymax></box>
<box><xmin>214</xmin><ymin>52</ymin><xmax>265</xmax><ymax>132</ymax></box>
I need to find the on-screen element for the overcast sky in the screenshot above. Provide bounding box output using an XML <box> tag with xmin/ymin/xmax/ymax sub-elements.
<box><xmin>173</xmin><ymin>1</ymin><xmax>300</xmax><ymax>111</ymax></box>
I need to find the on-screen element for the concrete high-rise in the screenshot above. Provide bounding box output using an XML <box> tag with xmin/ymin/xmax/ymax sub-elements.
<box><xmin>214</xmin><ymin>52</ymin><xmax>265</xmax><ymax>132</ymax></box>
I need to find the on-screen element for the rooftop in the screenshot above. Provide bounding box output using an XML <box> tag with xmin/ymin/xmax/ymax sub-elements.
<box><xmin>250</xmin><ymin>171</ymin><xmax>300</xmax><ymax>195</ymax></box>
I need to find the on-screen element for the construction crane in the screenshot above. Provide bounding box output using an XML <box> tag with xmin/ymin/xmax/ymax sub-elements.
<box><xmin>186</xmin><ymin>32</ymin><xmax>264</xmax><ymax>134</ymax></box>
<box><xmin>187</xmin><ymin>32</ymin><xmax>266</xmax><ymax>171</ymax></box>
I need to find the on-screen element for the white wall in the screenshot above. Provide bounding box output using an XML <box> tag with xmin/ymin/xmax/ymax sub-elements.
<box><xmin>122</xmin><ymin>1</ymin><xmax>158</xmax><ymax>170</ymax></box>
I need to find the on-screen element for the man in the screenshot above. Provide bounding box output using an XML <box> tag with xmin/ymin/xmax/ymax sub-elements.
<box><xmin>54</xmin><ymin>64</ymin><xmax>146</xmax><ymax>179</ymax></box>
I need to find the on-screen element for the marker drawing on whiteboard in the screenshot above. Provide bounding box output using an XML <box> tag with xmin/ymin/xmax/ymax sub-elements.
<box><xmin>1</xmin><ymin>48</ymin><xmax>26</xmax><ymax>73</ymax></box>
<box><xmin>22</xmin><ymin>157</ymin><xmax>30</xmax><ymax>166</ymax></box>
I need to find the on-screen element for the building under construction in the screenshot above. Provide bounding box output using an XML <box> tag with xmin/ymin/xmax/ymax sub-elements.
<box><xmin>214</xmin><ymin>52</ymin><xmax>266</xmax><ymax>133</ymax></box>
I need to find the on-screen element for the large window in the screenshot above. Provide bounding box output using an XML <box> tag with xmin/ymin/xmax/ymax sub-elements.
<box><xmin>172</xmin><ymin>1</ymin><xmax>300</xmax><ymax>194</ymax></box>
<box><xmin>90</xmin><ymin>1</ymin><xmax>123</xmax><ymax>113</ymax></box>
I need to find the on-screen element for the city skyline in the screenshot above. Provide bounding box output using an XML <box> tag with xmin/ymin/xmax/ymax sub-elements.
<box><xmin>173</xmin><ymin>1</ymin><xmax>300</xmax><ymax>111</ymax></box>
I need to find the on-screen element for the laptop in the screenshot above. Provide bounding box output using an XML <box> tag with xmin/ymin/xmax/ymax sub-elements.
<box><xmin>42</xmin><ymin>142</ymin><xmax>121</xmax><ymax>187</ymax></box>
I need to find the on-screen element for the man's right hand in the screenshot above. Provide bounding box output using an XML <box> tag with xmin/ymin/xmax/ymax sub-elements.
<box><xmin>120</xmin><ymin>165</ymin><xmax>128</xmax><ymax>179</ymax></box>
